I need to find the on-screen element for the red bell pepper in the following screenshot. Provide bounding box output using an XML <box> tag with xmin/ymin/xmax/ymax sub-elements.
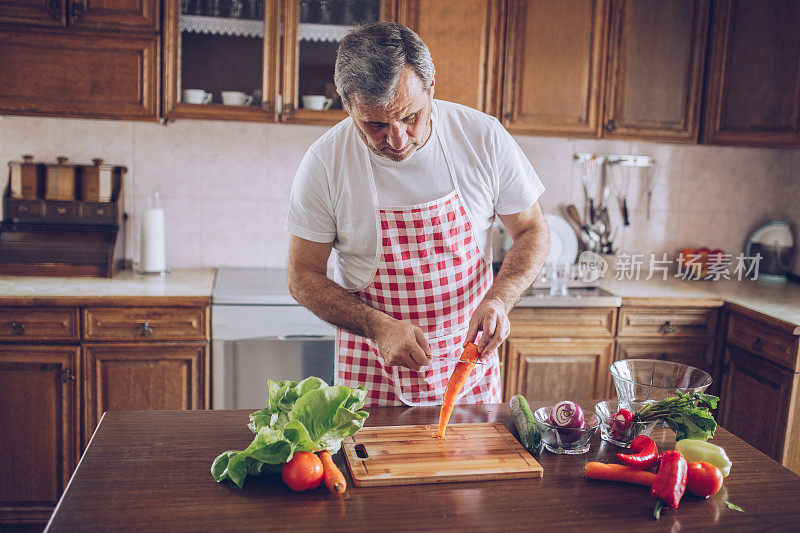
<box><xmin>651</xmin><ymin>450</ymin><xmax>688</xmax><ymax>509</ymax></box>
<box><xmin>617</xmin><ymin>435</ymin><xmax>659</xmax><ymax>469</ymax></box>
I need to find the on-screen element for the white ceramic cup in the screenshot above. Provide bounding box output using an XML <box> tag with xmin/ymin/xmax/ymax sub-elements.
<box><xmin>221</xmin><ymin>91</ymin><xmax>254</xmax><ymax>106</ymax></box>
<box><xmin>182</xmin><ymin>89</ymin><xmax>212</xmax><ymax>105</ymax></box>
<box><xmin>301</xmin><ymin>94</ymin><xmax>333</xmax><ymax>110</ymax></box>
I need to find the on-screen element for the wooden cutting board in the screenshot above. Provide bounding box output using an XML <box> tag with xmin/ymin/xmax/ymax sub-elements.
<box><xmin>342</xmin><ymin>422</ymin><xmax>543</xmax><ymax>487</ymax></box>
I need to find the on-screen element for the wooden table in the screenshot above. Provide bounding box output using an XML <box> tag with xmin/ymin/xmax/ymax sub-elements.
<box><xmin>46</xmin><ymin>403</ymin><xmax>800</xmax><ymax>531</ymax></box>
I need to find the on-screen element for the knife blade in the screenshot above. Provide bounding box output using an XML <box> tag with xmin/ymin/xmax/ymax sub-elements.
<box><xmin>430</xmin><ymin>355</ymin><xmax>487</xmax><ymax>365</ymax></box>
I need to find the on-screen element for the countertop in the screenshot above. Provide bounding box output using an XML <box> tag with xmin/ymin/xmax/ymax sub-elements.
<box><xmin>0</xmin><ymin>268</ymin><xmax>216</xmax><ymax>301</ymax></box>
<box><xmin>0</xmin><ymin>266</ymin><xmax>797</xmax><ymax>329</ymax></box>
<box><xmin>46</xmin><ymin>404</ymin><xmax>800</xmax><ymax>532</ymax></box>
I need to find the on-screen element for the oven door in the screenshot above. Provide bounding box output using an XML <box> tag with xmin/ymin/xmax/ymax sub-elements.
<box><xmin>212</xmin><ymin>304</ymin><xmax>336</xmax><ymax>409</ymax></box>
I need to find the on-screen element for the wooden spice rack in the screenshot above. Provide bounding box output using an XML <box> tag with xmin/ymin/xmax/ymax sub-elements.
<box><xmin>0</xmin><ymin>164</ymin><xmax>126</xmax><ymax>278</ymax></box>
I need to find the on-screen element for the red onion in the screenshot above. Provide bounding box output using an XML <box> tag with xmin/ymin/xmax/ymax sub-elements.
<box><xmin>548</xmin><ymin>400</ymin><xmax>585</xmax><ymax>429</ymax></box>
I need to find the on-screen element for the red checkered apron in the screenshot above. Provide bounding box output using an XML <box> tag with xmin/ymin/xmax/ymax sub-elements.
<box><xmin>335</xmin><ymin>189</ymin><xmax>502</xmax><ymax>406</ymax></box>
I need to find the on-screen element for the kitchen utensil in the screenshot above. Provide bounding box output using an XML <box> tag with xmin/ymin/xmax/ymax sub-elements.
<box><xmin>565</xmin><ymin>204</ymin><xmax>601</xmax><ymax>243</ymax></box>
<box><xmin>431</xmin><ymin>355</ymin><xmax>487</xmax><ymax>365</ymax></box>
<box><xmin>543</xmin><ymin>214</ymin><xmax>579</xmax><ymax>265</ymax></box>
<box><xmin>342</xmin><ymin>423</ymin><xmax>543</xmax><ymax>487</ymax></box>
<box><xmin>745</xmin><ymin>221</ymin><xmax>795</xmax><ymax>282</ymax></box>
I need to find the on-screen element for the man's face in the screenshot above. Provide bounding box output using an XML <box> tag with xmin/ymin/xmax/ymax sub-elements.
<box><xmin>345</xmin><ymin>66</ymin><xmax>434</xmax><ymax>162</ymax></box>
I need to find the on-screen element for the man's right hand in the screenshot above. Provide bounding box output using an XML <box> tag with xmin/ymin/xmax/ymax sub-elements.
<box><xmin>371</xmin><ymin>317</ymin><xmax>432</xmax><ymax>371</ymax></box>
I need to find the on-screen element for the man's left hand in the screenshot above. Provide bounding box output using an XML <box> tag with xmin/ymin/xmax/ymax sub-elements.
<box><xmin>463</xmin><ymin>297</ymin><xmax>510</xmax><ymax>357</ymax></box>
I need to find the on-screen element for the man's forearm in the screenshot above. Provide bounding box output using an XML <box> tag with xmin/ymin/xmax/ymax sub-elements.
<box><xmin>288</xmin><ymin>269</ymin><xmax>391</xmax><ymax>340</ymax></box>
<box><xmin>483</xmin><ymin>225</ymin><xmax>550</xmax><ymax>312</ymax></box>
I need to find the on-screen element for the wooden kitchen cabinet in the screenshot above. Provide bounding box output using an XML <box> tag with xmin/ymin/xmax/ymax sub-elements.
<box><xmin>0</xmin><ymin>29</ymin><xmax>160</xmax><ymax>120</ymax></box>
<box><xmin>719</xmin><ymin>305</ymin><xmax>800</xmax><ymax>474</ymax></box>
<box><xmin>0</xmin><ymin>297</ymin><xmax>210</xmax><ymax>528</ymax></box>
<box><xmin>602</xmin><ymin>0</ymin><xmax>709</xmax><ymax>142</ymax></box>
<box><xmin>0</xmin><ymin>0</ymin><xmax>67</xmax><ymax>27</ymax></box>
<box><xmin>0</xmin><ymin>0</ymin><xmax>158</xmax><ymax>31</ymax></box>
<box><xmin>0</xmin><ymin>345</ymin><xmax>80</xmax><ymax>525</ymax></box>
<box><xmin>503</xmin><ymin>0</ymin><xmax>710</xmax><ymax>142</ymax></box>
<box><xmin>397</xmin><ymin>0</ymin><xmax>505</xmax><ymax>116</ymax></box>
<box><xmin>504</xmin><ymin>307</ymin><xmax>617</xmax><ymax>401</ymax></box>
<box><xmin>703</xmin><ymin>0</ymin><xmax>800</xmax><ymax>147</ymax></box>
<box><xmin>83</xmin><ymin>343</ymin><xmax>209</xmax><ymax>437</ymax></box>
<box><xmin>502</xmin><ymin>0</ymin><xmax>609</xmax><ymax>137</ymax></box>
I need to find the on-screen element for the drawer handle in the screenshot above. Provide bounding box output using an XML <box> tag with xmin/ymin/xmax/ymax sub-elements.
<box><xmin>56</xmin><ymin>206</ymin><xmax>67</xmax><ymax>215</ymax></box>
<box><xmin>62</xmin><ymin>368</ymin><xmax>75</xmax><ymax>384</ymax></box>
<box><xmin>751</xmin><ymin>337</ymin><xmax>762</xmax><ymax>351</ymax></box>
<box><xmin>18</xmin><ymin>205</ymin><xmax>30</xmax><ymax>213</ymax></box>
<box><xmin>10</xmin><ymin>322</ymin><xmax>25</xmax><ymax>335</ymax></box>
<box><xmin>660</xmin><ymin>321</ymin><xmax>676</xmax><ymax>334</ymax></box>
<box><xmin>95</xmin><ymin>208</ymin><xmax>105</xmax><ymax>216</ymax></box>
<box><xmin>139</xmin><ymin>322</ymin><xmax>154</xmax><ymax>337</ymax></box>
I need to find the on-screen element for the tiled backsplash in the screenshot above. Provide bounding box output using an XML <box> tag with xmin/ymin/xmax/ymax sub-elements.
<box><xmin>1</xmin><ymin>115</ymin><xmax>798</xmax><ymax>275</ymax></box>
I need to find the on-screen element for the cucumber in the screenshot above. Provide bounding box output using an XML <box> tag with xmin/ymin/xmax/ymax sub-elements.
<box><xmin>510</xmin><ymin>394</ymin><xmax>541</xmax><ymax>453</ymax></box>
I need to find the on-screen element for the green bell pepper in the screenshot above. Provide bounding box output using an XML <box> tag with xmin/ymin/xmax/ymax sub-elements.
<box><xmin>675</xmin><ymin>439</ymin><xmax>732</xmax><ymax>477</ymax></box>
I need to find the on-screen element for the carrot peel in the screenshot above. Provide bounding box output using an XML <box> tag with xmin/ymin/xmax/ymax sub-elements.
<box><xmin>318</xmin><ymin>450</ymin><xmax>346</xmax><ymax>494</ymax></box>
<box><xmin>584</xmin><ymin>462</ymin><xmax>657</xmax><ymax>487</ymax></box>
<box><xmin>435</xmin><ymin>342</ymin><xmax>481</xmax><ymax>439</ymax></box>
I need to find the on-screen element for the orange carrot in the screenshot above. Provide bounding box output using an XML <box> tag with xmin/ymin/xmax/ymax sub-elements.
<box><xmin>318</xmin><ymin>450</ymin><xmax>346</xmax><ymax>494</ymax></box>
<box><xmin>584</xmin><ymin>462</ymin><xmax>657</xmax><ymax>487</ymax></box>
<box><xmin>435</xmin><ymin>342</ymin><xmax>482</xmax><ymax>439</ymax></box>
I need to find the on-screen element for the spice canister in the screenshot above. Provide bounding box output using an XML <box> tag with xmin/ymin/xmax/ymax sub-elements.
<box><xmin>8</xmin><ymin>154</ymin><xmax>44</xmax><ymax>199</ymax></box>
<box><xmin>45</xmin><ymin>156</ymin><xmax>77</xmax><ymax>201</ymax></box>
<box><xmin>80</xmin><ymin>158</ymin><xmax>114</xmax><ymax>202</ymax></box>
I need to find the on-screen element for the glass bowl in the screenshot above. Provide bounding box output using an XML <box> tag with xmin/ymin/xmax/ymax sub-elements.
<box><xmin>594</xmin><ymin>399</ymin><xmax>659</xmax><ymax>447</ymax></box>
<box><xmin>610</xmin><ymin>359</ymin><xmax>712</xmax><ymax>409</ymax></box>
<box><xmin>533</xmin><ymin>406</ymin><xmax>600</xmax><ymax>454</ymax></box>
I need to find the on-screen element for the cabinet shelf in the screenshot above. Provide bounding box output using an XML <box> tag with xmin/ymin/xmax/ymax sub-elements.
<box><xmin>180</xmin><ymin>15</ymin><xmax>263</xmax><ymax>38</ymax></box>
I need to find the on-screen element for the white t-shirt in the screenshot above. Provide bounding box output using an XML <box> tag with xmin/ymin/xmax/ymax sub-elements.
<box><xmin>285</xmin><ymin>100</ymin><xmax>545</xmax><ymax>291</ymax></box>
<box><xmin>369</xmin><ymin>118</ymin><xmax>451</xmax><ymax>206</ymax></box>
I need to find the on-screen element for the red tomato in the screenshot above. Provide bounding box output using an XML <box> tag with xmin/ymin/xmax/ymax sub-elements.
<box><xmin>282</xmin><ymin>452</ymin><xmax>324</xmax><ymax>492</ymax></box>
<box><xmin>686</xmin><ymin>461</ymin><xmax>724</xmax><ymax>498</ymax></box>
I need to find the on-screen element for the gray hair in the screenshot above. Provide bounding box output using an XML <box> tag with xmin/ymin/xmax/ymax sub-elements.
<box><xmin>334</xmin><ymin>22</ymin><xmax>434</xmax><ymax>107</ymax></box>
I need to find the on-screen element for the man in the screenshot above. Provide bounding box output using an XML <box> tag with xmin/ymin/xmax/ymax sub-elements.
<box><xmin>285</xmin><ymin>22</ymin><xmax>550</xmax><ymax>406</ymax></box>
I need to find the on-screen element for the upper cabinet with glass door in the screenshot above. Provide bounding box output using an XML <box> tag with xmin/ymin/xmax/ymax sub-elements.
<box><xmin>163</xmin><ymin>0</ymin><xmax>280</xmax><ymax>121</ymax></box>
<box><xmin>280</xmin><ymin>0</ymin><xmax>398</xmax><ymax>124</ymax></box>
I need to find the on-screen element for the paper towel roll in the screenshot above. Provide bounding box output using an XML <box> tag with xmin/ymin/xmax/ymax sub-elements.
<box><xmin>140</xmin><ymin>207</ymin><xmax>166</xmax><ymax>273</ymax></box>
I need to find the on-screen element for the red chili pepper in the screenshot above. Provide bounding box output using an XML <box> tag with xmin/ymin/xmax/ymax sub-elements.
<box><xmin>651</xmin><ymin>450</ymin><xmax>688</xmax><ymax>509</ymax></box>
<box><xmin>610</xmin><ymin>408</ymin><xmax>633</xmax><ymax>440</ymax></box>
<box><xmin>617</xmin><ymin>435</ymin><xmax>659</xmax><ymax>469</ymax></box>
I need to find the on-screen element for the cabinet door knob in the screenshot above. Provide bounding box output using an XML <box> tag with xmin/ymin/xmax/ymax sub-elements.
<box><xmin>72</xmin><ymin>0</ymin><xmax>86</xmax><ymax>18</ymax></box>
<box><xmin>56</xmin><ymin>206</ymin><xmax>67</xmax><ymax>215</ymax></box>
<box><xmin>62</xmin><ymin>368</ymin><xmax>76</xmax><ymax>383</ymax></box>
<box><xmin>606</xmin><ymin>119</ymin><xmax>618</xmax><ymax>132</ymax></box>
<box><xmin>18</xmin><ymin>204</ymin><xmax>30</xmax><ymax>213</ymax></box>
<box><xmin>751</xmin><ymin>337</ymin><xmax>762</xmax><ymax>351</ymax></box>
<box><xmin>660</xmin><ymin>321</ymin><xmax>676</xmax><ymax>334</ymax></box>
<box><xmin>47</xmin><ymin>0</ymin><xmax>61</xmax><ymax>17</ymax></box>
<box><xmin>10</xmin><ymin>322</ymin><xmax>25</xmax><ymax>335</ymax></box>
<box><xmin>139</xmin><ymin>322</ymin><xmax>154</xmax><ymax>336</ymax></box>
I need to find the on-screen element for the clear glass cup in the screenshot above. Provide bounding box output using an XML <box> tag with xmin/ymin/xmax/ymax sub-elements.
<box><xmin>548</xmin><ymin>262</ymin><xmax>571</xmax><ymax>296</ymax></box>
